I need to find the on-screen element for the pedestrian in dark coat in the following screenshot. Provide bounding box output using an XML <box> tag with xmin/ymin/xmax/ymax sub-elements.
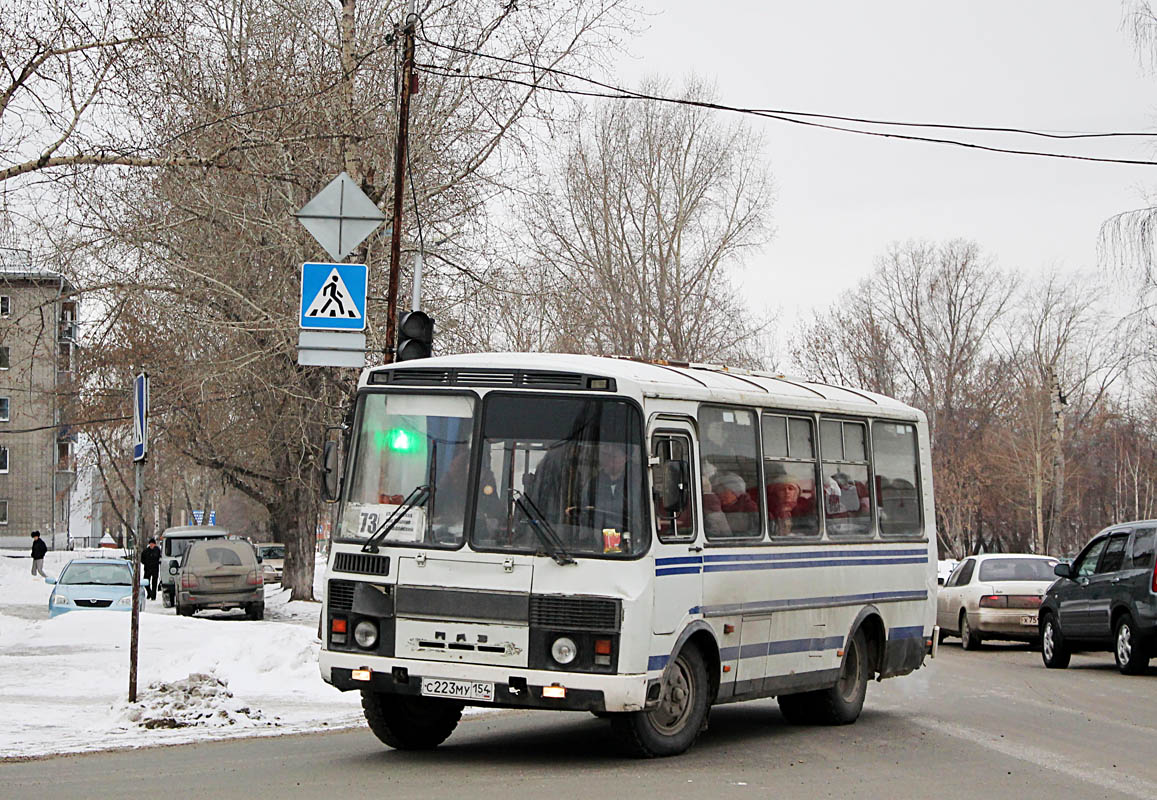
<box><xmin>30</xmin><ymin>531</ymin><xmax>48</xmax><ymax>578</ymax></box>
<box><xmin>142</xmin><ymin>538</ymin><xmax>162</xmax><ymax>600</ymax></box>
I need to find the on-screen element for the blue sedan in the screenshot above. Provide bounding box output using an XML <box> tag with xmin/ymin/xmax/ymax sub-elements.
<box><xmin>46</xmin><ymin>558</ymin><xmax>146</xmax><ymax>618</ymax></box>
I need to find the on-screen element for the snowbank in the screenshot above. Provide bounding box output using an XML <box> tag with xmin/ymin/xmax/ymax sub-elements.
<box><xmin>0</xmin><ymin>549</ymin><xmax>362</xmax><ymax>759</ymax></box>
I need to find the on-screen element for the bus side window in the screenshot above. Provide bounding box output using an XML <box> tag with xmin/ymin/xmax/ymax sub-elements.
<box><xmin>699</xmin><ymin>406</ymin><xmax>763</xmax><ymax>540</ymax></box>
<box><xmin>652</xmin><ymin>434</ymin><xmax>697</xmax><ymax>542</ymax></box>
<box><xmin>819</xmin><ymin>418</ymin><xmax>874</xmax><ymax>539</ymax></box>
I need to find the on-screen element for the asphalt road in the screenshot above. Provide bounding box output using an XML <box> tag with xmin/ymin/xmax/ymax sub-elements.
<box><xmin>4</xmin><ymin>642</ymin><xmax>1155</xmax><ymax>800</ymax></box>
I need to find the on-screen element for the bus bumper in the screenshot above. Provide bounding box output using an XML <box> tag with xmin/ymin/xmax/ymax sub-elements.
<box><xmin>320</xmin><ymin>650</ymin><xmax>651</xmax><ymax>713</ymax></box>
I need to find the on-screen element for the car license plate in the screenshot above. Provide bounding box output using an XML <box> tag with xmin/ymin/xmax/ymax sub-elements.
<box><xmin>1020</xmin><ymin>614</ymin><xmax>1038</xmax><ymax>626</ymax></box>
<box><xmin>420</xmin><ymin>678</ymin><xmax>494</xmax><ymax>702</ymax></box>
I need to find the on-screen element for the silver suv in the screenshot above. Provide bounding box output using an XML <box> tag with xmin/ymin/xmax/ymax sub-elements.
<box><xmin>176</xmin><ymin>539</ymin><xmax>265</xmax><ymax>620</ymax></box>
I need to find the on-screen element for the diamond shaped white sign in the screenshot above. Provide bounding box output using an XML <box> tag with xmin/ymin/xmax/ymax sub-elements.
<box><xmin>296</xmin><ymin>172</ymin><xmax>386</xmax><ymax>260</ymax></box>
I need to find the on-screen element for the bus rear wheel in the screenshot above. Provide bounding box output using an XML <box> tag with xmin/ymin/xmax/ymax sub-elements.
<box><xmin>777</xmin><ymin>628</ymin><xmax>869</xmax><ymax>726</ymax></box>
<box><xmin>611</xmin><ymin>645</ymin><xmax>710</xmax><ymax>758</ymax></box>
<box><xmin>361</xmin><ymin>691</ymin><xmax>463</xmax><ymax>750</ymax></box>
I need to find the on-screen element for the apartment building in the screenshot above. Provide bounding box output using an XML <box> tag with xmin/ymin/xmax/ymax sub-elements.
<box><xmin>0</xmin><ymin>251</ymin><xmax>77</xmax><ymax>550</ymax></box>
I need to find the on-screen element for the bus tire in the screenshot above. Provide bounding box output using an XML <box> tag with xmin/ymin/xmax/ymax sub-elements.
<box><xmin>361</xmin><ymin>691</ymin><xmax>463</xmax><ymax>750</ymax></box>
<box><xmin>611</xmin><ymin>645</ymin><xmax>710</xmax><ymax>758</ymax></box>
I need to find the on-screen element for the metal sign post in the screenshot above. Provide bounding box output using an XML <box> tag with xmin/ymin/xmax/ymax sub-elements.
<box><xmin>129</xmin><ymin>372</ymin><xmax>148</xmax><ymax>703</ymax></box>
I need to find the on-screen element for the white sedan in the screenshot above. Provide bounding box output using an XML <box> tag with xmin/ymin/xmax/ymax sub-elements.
<box><xmin>937</xmin><ymin>554</ymin><xmax>1059</xmax><ymax>649</ymax></box>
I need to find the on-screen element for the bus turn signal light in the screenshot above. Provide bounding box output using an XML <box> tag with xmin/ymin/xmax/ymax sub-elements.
<box><xmin>594</xmin><ymin>639</ymin><xmax>612</xmax><ymax>655</ymax></box>
<box><xmin>331</xmin><ymin>618</ymin><xmax>348</xmax><ymax>633</ymax></box>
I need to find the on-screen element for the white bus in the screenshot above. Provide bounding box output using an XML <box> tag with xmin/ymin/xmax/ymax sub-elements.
<box><xmin>319</xmin><ymin>353</ymin><xmax>938</xmax><ymax>757</ymax></box>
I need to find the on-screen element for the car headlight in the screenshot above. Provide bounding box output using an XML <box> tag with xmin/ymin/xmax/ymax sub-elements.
<box><xmin>116</xmin><ymin>595</ymin><xmax>134</xmax><ymax>606</ymax></box>
<box><xmin>52</xmin><ymin>594</ymin><xmax>70</xmax><ymax>606</ymax></box>
<box><xmin>353</xmin><ymin>620</ymin><xmax>378</xmax><ymax>649</ymax></box>
<box><xmin>551</xmin><ymin>636</ymin><xmax>578</xmax><ymax>665</ymax></box>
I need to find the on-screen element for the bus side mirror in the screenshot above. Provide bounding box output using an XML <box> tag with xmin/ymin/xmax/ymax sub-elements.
<box><xmin>321</xmin><ymin>440</ymin><xmax>340</xmax><ymax>504</ymax></box>
<box><xmin>658</xmin><ymin>459</ymin><xmax>690</xmax><ymax>515</ymax></box>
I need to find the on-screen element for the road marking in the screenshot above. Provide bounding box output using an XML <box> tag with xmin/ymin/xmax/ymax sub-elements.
<box><xmin>910</xmin><ymin>715</ymin><xmax>1157</xmax><ymax>800</ymax></box>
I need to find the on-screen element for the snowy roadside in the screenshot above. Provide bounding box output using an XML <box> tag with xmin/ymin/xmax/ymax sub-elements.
<box><xmin>0</xmin><ymin>549</ymin><xmax>364</xmax><ymax>759</ymax></box>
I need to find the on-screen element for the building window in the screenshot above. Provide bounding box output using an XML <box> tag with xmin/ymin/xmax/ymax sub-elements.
<box><xmin>0</xmin><ymin>446</ymin><xmax>8</xmax><ymax>473</ymax></box>
<box><xmin>0</xmin><ymin>397</ymin><xmax>8</xmax><ymax>422</ymax></box>
<box><xmin>0</xmin><ymin>500</ymin><xmax>8</xmax><ymax>525</ymax></box>
<box><xmin>57</xmin><ymin>440</ymin><xmax>73</xmax><ymax>471</ymax></box>
<box><xmin>0</xmin><ymin>295</ymin><xmax>9</xmax><ymax>316</ymax></box>
<box><xmin>0</xmin><ymin>346</ymin><xmax>8</xmax><ymax>370</ymax></box>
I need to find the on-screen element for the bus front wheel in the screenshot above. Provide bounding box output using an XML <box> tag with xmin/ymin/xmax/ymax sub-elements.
<box><xmin>361</xmin><ymin>691</ymin><xmax>463</xmax><ymax>750</ymax></box>
<box><xmin>611</xmin><ymin>645</ymin><xmax>710</xmax><ymax>758</ymax></box>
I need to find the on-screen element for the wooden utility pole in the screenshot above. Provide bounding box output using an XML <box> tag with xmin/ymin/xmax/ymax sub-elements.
<box><xmin>385</xmin><ymin>0</ymin><xmax>417</xmax><ymax>364</ymax></box>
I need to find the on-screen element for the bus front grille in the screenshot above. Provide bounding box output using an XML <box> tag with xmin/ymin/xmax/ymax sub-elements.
<box><xmin>328</xmin><ymin>579</ymin><xmax>356</xmax><ymax>611</ymax></box>
<box><xmin>530</xmin><ymin>596</ymin><xmax>620</xmax><ymax>631</ymax></box>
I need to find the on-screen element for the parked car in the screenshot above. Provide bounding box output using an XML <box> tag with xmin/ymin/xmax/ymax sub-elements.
<box><xmin>157</xmin><ymin>525</ymin><xmax>231</xmax><ymax>608</ymax></box>
<box><xmin>175</xmin><ymin>539</ymin><xmax>265</xmax><ymax>620</ymax></box>
<box><xmin>1040</xmin><ymin>522</ymin><xmax>1157</xmax><ymax>674</ymax></box>
<box><xmin>46</xmin><ymin>558</ymin><xmax>145</xmax><ymax>618</ymax></box>
<box><xmin>256</xmin><ymin>543</ymin><xmax>285</xmax><ymax>584</ymax></box>
<box><xmin>937</xmin><ymin>553</ymin><xmax>1059</xmax><ymax>649</ymax></box>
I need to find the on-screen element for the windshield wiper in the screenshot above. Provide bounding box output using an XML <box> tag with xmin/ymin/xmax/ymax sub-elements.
<box><xmin>511</xmin><ymin>489</ymin><xmax>575</xmax><ymax>566</ymax></box>
<box><xmin>363</xmin><ymin>484</ymin><xmax>430</xmax><ymax>553</ymax></box>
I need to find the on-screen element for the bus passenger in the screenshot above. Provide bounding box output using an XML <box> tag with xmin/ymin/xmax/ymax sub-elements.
<box><xmin>711</xmin><ymin>472</ymin><xmax>758</xmax><ymax>535</ymax></box>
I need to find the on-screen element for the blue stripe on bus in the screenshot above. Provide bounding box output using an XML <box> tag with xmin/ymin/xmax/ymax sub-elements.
<box><xmin>655</xmin><ymin>556</ymin><xmax>704</xmax><ymax>566</ymax></box>
<box><xmin>888</xmin><ymin>625</ymin><xmax>925</xmax><ymax>641</ymax></box>
<box><xmin>701</xmin><ymin>556</ymin><xmax>928</xmax><ymax>573</ymax></box>
<box><xmin>648</xmin><ymin>654</ymin><xmax>670</xmax><ymax>670</ymax></box>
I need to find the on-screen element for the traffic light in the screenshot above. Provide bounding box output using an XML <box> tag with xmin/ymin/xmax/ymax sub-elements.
<box><xmin>397</xmin><ymin>310</ymin><xmax>434</xmax><ymax>361</ymax></box>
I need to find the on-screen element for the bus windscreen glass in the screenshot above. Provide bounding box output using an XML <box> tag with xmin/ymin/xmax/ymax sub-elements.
<box><xmin>342</xmin><ymin>393</ymin><xmax>476</xmax><ymax>547</ymax></box>
<box><xmin>472</xmin><ymin>394</ymin><xmax>646</xmax><ymax>558</ymax></box>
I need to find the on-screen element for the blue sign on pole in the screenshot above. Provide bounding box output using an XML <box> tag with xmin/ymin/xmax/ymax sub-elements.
<box><xmin>300</xmin><ymin>262</ymin><xmax>367</xmax><ymax>331</ymax></box>
<box><xmin>132</xmin><ymin>373</ymin><xmax>149</xmax><ymax>462</ymax></box>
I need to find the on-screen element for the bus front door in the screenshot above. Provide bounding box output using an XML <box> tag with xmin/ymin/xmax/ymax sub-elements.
<box><xmin>650</xmin><ymin>424</ymin><xmax>703</xmax><ymax>635</ymax></box>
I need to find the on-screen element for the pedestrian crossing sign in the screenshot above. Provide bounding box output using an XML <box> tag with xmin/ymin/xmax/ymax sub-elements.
<box><xmin>300</xmin><ymin>262</ymin><xmax>368</xmax><ymax>331</ymax></box>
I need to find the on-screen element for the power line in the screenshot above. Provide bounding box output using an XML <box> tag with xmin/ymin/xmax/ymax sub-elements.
<box><xmin>417</xmin><ymin>37</ymin><xmax>1157</xmax><ymax>167</ymax></box>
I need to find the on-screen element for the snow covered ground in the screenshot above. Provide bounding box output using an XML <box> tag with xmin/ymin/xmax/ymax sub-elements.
<box><xmin>0</xmin><ymin>548</ymin><xmax>363</xmax><ymax>759</ymax></box>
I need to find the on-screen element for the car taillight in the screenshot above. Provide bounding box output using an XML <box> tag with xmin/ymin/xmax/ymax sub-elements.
<box><xmin>979</xmin><ymin>595</ymin><xmax>1008</xmax><ymax>608</ymax></box>
<box><xmin>180</xmin><ymin>574</ymin><xmax>197</xmax><ymax>589</ymax></box>
<box><xmin>1152</xmin><ymin>559</ymin><xmax>1157</xmax><ymax>593</ymax></box>
<box><xmin>247</xmin><ymin>570</ymin><xmax>262</xmax><ymax>586</ymax></box>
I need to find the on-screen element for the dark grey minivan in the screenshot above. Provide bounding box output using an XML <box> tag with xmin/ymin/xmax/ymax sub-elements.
<box><xmin>1039</xmin><ymin>522</ymin><xmax>1157</xmax><ymax>674</ymax></box>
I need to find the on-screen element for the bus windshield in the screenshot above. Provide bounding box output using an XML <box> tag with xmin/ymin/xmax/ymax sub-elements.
<box><xmin>342</xmin><ymin>393</ymin><xmax>476</xmax><ymax>548</ymax></box>
<box><xmin>472</xmin><ymin>394</ymin><xmax>646</xmax><ymax>558</ymax></box>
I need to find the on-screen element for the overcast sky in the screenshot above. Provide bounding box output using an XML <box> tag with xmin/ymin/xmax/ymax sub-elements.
<box><xmin>613</xmin><ymin>2</ymin><xmax>1157</xmax><ymax>339</ymax></box>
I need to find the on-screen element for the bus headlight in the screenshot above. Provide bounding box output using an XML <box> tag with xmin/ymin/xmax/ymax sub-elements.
<box><xmin>551</xmin><ymin>636</ymin><xmax>578</xmax><ymax>665</ymax></box>
<box><xmin>353</xmin><ymin>620</ymin><xmax>378</xmax><ymax>649</ymax></box>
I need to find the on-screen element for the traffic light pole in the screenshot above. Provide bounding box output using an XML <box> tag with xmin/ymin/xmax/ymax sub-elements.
<box><xmin>384</xmin><ymin>0</ymin><xmax>417</xmax><ymax>365</ymax></box>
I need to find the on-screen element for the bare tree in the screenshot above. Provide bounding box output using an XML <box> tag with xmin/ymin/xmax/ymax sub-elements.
<box><xmin>794</xmin><ymin>240</ymin><xmax>1017</xmax><ymax>558</ymax></box>
<box><xmin>990</xmin><ymin>271</ymin><xmax>1135</xmax><ymax>554</ymax></box>
<box><xmin>507</xmin><ymin>77</ymin><xmax>775</xmax><ymax>365</ymax></box>
<box><xmin>54</xmin><ymin>0</ymin><xmax>635</xmax><ymax>598</ymax></box>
